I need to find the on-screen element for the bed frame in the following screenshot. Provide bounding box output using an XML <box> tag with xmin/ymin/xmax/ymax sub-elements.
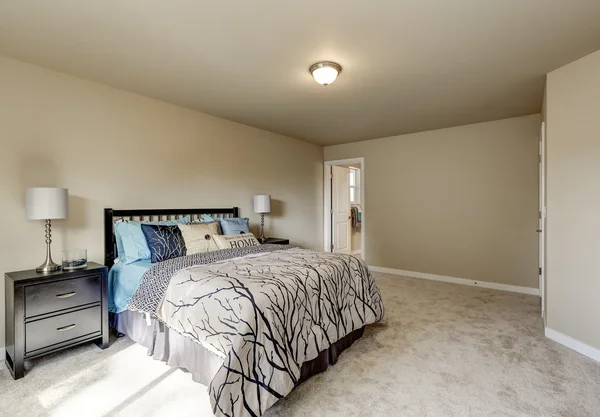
<box><xmin>103</xmin><ymin>207</ymin><xmax>239</xmax><ymax>269</ymax></box>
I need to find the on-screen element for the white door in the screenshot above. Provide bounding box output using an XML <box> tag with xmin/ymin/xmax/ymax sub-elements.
<box><xmin>332</xmin><ymin>166</ymin><xmax>351</xmax><ymax>254</ymax></box>
<box><xmin>539</xmin><ymin>122</ymin><xmax>546</xmax><ymax>318</ymax></box>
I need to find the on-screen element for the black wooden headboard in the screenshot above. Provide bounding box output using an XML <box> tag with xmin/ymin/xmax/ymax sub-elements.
<box><xmin>104</xmin><ymin>207</ymin><xmax>239</xmax><ymax>269</ymax></box>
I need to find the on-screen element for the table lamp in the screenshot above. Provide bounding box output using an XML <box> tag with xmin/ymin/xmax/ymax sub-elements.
<box><xmin>26</xmin><ymin>187</ymin><xmax>69</xmax><ymax>273</ymax></box>
<box><xmin>253</xmin><ymin>194</ymin><xmax>271</xmax><ymax>243</ymax></box>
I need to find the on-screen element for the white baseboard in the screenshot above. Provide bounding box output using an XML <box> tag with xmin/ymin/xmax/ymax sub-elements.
<box><xmin>0</xmin><ymin>347</ymin><xmax>4</xmax><ymax>361</ymax></box>
<box><xmin>545</xmin><ymin>328</ymin><xmax>600</xmax><ymax>363</ymax></box>
<box><xmin>368</xmin><ymin>265</ymin><xmax>539</xmax><ymax>296</ymax></box>
<box><xmin>352</xmin><ymin>250</ymin><xmax>362</xmax><ymax>255</ymax></box>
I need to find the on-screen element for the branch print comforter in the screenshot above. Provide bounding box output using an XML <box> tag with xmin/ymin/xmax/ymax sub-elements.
<box><xmin>155</xmin><ymin>247</ymin><xmax>385</xmax><ymax>417</ymax></box>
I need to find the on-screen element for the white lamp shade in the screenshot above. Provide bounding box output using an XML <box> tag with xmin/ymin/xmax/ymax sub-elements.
<box><xmin>25</xmin><ymin>187</ymin><xmax>68</xmax><ymax>220</ymax></box>
<box><xmin>253</xmin><ymin>194</ymin><xmax>271</xmax><ymax>214</ymax></box>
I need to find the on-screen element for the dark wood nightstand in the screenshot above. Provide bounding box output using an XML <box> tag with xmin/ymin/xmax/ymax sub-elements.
<box><xmin>4</xmin><ymin>262</ymin><xmax>109</xmax><ymax>380</ymax></box>
<box><xmin>263</xmin><ymin>238</ymin><xmax>290</xmax><ymax>245</ymax></box>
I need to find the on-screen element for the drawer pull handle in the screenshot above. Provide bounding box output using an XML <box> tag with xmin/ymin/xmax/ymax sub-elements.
<box><xmin>56</xmin><ymin>291</ymin><xmax>76</xmax><ymax>299</ymax></box>
<box><xmin>57</xmin><ymin>324</ymin><xmax>76</xmax><ymax>332</ymax></box>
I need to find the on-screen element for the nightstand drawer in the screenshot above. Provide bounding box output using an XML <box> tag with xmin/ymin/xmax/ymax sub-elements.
<box><xmin>25</xmin><ymin>306</ymin><xmax>101</xmax><ymax>353</ymax></box>
<box><xmin>25</xmin><ymin>274</ymin><xmax>101</xmax><ymax>317</ymax></box>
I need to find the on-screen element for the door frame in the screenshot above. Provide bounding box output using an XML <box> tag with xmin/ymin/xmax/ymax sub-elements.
<box><xmin>539</xmin><ymin>122</ymin><xmax>546</xmax><ymax>319</ymax></box>
<box><xmin>324</xmin><ymin>157</ymin><xmax>365</xmax><ymax>259</ymax></box>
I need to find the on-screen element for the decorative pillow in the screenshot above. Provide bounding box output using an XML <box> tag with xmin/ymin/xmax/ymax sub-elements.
<box><xmin>193</xmin><ymin>218</ymin><xmax>222</xmax><ymax>234</ymax></box>
<box><xmin>141</xmin><ymin>224</ymin><xmax>187</xmax><ymax>263</ymax></box>
<box><xmin>212</xmin><ymin>233</ymin><xmax>260</xmax><ymax>250</ymax></box>
<box><xmin>115</xmin><ymin>216</ymin><xmax>189</xmax><ymax>264</ymax></box>
<box><xmin>204</xmin><ymin>215</ymin><xmax>250</xmax><ymax>235</ymax></box>
<box><xmin>177</xmin><ymin>222</ymin><xmax>219</xmax><ymax>255</ymax></box>
<box><xmin>202</xmin><ymin>215</ymin><xmax>222</xmax><ymax>234</ymax></box>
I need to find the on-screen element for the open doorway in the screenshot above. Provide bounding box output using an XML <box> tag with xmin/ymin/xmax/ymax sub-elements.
<box><xmin>324</xmin><ymin>158</ymin><xmax>365</xmax><ymax>259</ymax></box>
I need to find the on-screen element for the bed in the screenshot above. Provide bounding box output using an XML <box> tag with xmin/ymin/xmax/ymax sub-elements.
<box><xmin>105</xmin><ymin>207</ymin><xmax>385</xmax><ymax>417</ymax></box>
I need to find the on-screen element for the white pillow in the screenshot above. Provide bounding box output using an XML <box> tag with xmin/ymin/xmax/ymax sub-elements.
<box><xmin>212</xmin><ymin>233</ymin><xmax>260</xmax><ymax>250</ymax></box>
<box><xmin>177</xmin><ymin>222</ymin><xmax>220</xmax><ymax>254</ymax></box>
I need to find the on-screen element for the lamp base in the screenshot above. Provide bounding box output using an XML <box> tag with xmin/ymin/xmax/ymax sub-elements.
<box><xmin>36</xmin><ymin>219</ymin><xmax>61</xmax><ymax>273</ymax></box>
<box><xmin>36</xmin><ymin>261</ymin><xmax>61</xmax><ymax>274</ymax></box>
<box><xmin>258</xmin><ymin>213</ymin><xmax>267</xmax><ymax>243</ymax></box>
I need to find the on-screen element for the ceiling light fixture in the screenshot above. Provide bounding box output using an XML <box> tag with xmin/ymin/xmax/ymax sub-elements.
<box><xmin>309</xmin><ymin>61</ymin><xmax>342</xmax><ymax>86</ymax></box>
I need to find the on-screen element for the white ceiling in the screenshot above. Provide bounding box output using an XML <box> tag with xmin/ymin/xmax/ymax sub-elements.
<box><xmin>1</xmin><ymin>1</ymin><xmax>599</xmax><ymax>146</ymax></box>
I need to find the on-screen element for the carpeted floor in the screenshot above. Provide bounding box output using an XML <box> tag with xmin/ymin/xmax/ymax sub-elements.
<box><xmin>2</xmin><ymin>272</ymin><xmax>599</xmax><ymax>417</ymax></box>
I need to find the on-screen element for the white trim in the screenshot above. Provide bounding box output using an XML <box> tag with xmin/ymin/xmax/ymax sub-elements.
<box><xmin>0</xmin><ymin>347</ymin><xmax>4</xmax><ymax>362</ymax></box>
<box><xmin>352</xmin><ymin>249</ymin><xmax>362</xmax><ymax>255</ymax></box>
<box><xmin>324</xmin><ymin>157</ymin><xmax>365</xmax><ymax>260</ymax></box>
<box><xmin>539</xmin><ymin>121</ymin><xmax>546</xmax><ymax>320</ymax></box>
<box><xmin>545</xmin><ymin>328</ymin><xmax>600</xmax><ymax>363</ymax></box>
<box><xmin>369</xmin><ymin>266</ymin><xmax>539</xmax><ymax>296</ymax></box>
<box><xmin>323</xmin><ymin>165</ymin><xmax>331</xmax><ymax>253</ymax></box>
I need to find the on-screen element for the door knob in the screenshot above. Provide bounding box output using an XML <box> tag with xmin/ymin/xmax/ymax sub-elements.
<box><xmin>536</xmin><ymin>229</ymin><xmax>542</xmax><ymax>233</ymax></box>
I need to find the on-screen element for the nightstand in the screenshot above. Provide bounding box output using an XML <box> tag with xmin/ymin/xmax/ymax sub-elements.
<box><xmin>4</xmin><ymin>262</ymin><xmax>109</xmax><ymax>380</ymax></box>
<box><xmin>263</xmin><ymin>237</ymin><xmax>290</xmax><ymax>245</ymax></box>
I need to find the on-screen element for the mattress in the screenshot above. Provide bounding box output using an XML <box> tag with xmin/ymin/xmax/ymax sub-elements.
<box><xmin>108</xmin><ymin>260</ymin><xmax>152</xmax><ymax>313</ymax></box>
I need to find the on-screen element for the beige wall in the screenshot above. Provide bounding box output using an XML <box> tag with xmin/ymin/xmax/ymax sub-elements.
<box><xmin>0</xmin><ymin>56</ymin><xmax>323</xmax><ymax>350</ymax></box>
<box><xmin>325</xmin><ymin>115</ymin><xmax>540</xmax><ymax>288</ymax></box>
<box><xmin>546</xmin><ymin>49</ymin><xmax>600</xmax><ymax>351</ymax></box>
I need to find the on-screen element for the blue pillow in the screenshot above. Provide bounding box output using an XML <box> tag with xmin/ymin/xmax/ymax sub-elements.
<box><xmin>115</xmin><ymin>216</ymin><xmax>189</xmax><ymax>264</ymax></box>
<box><xmin>204</xmin><ymin>215</ymin><xmax>250</xmax><ymax>235</ymax></box>
<box><xmin>141</xmin><ymin>224</ymin><xmax>187</xmax><ymax>263</ymax></box>
<box><xmin>115</xmin><ymin>231</ymin><xmax>126</xmax><ymax>260</ymax></box>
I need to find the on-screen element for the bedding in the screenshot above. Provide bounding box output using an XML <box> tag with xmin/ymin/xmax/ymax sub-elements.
<box><xmin>178</xmin><ymin>222</ymin><xmax>220</xmax><ymax>254</ymax></box>
<box><xmin>115</xmin><ymin>216</ymin><xmax>190</xmax><ymax>264</ymax></box>
<box><xmin>111</xmin><ymin>309</ymin><xmax>366</xmax><ymax>392</ymax></box>
<box><xmin>111</xmin><ymin>310</ymin><xmax>223</xmax><ymax>386</ymax></box>
<box><xmin>141</xmin><ymin>224</ymin><xmax>187</xmax><ymax>263</ymax></box>
<box><xmin>115</xmin><ymin>227</ymin><xmax>126</xmax><ymax>260</ymax></box>
<box><xmin>108</xmin><ymin>260</ymin><xmax>152</xmax><ymax>313</ymax></box>
<box><xmin>204</xmin><ymin>215</ymin><xmax>250</xmax><ymax>235</ymax></box>
<box><xmin>126</xmin><ymin>245</ymin><xmax>384</xmax><ymax>417</ymax></box>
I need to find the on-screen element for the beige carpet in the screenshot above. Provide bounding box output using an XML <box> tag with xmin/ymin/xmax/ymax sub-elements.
<box><xmin>2</xmin><ymin>272</ymin><xmax>599</xmax><ymax>417</ymax></box>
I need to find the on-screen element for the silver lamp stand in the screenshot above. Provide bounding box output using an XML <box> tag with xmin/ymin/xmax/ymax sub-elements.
<box><xmin>258</xmin><ymin>213</ymin><xmax>267</xmax><ymax>243</ymax></box>
<box><xmin>37</xmin><ymin>219</ymin><xmax>61</xmax><ymax>273</ymax></box>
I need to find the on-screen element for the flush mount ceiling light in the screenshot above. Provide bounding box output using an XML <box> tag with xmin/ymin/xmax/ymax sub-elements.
<box><xmin>309</xmin><ymin>61</ymin><xmax>342</xmax><ymax>86</ymax></box>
